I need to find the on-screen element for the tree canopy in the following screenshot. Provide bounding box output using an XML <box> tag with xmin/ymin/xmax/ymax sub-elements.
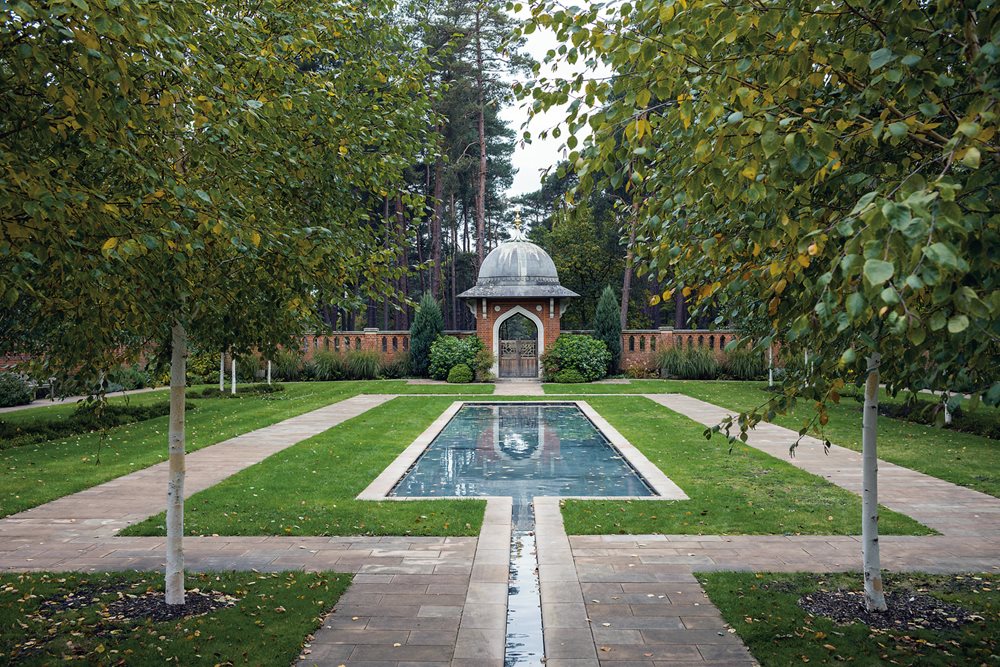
<box><xmin>517</xmin><ymin>0</ymin><xmax>998</xmax><ymax>411</ymax></box>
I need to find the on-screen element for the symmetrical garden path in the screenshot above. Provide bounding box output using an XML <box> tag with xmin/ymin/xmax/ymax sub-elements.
<box><xmin>0</xmin><ymin>391</ymin><xmax>997</xmax><ymax>667</ymax></box>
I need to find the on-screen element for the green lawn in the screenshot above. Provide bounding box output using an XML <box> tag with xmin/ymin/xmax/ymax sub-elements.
<box><xmin>561</xmin><ymin>396</ymin><xmax>930</xmax><ymax>536</ymax></box>
<box><xmin>700</xmin><ymin>571</ymin><xmax>998</xmax><ymax>666</ymax></box>
<box><xmin>123</xmin><ymin>396</ymin><xmax>486</xmax><ymax>537</ymax></box>
<box><xmin>0</xmin><ymin>570</ymin><xmax>349</xmax><ymax>666</ymax></box>
<box><xmin>0</xmin><ymin>387</ymin><xmax>171</xmax><ymax>427</ymax></box>
<box><xmin>0</xmin><ymin>382</ymin><xmax>366</xmax><ymax>518</ymax></box>
<box><xmin>547</xmin><ymin>380</ymin><xmax>999</xmax><ymax>498</ymax></box>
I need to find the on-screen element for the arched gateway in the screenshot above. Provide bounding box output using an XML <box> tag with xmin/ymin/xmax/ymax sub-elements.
<box><xmin>458</xmin><ymin>223</ymin><xmax>578</xmax><ymax>379</ymax></box>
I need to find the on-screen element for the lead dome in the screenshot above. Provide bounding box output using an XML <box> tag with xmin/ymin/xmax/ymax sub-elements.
<box><xmin>458</xmin><ymin>237</ymin><xmax>579</xmax><ymax>299</ymax></box>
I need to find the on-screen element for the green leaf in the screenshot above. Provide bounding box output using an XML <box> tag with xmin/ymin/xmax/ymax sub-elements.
<box><xmin>863</xmin><ymin>259</ymin><xmax>894</xmax><ymax>285</ymax></box>
<box><xmin>869</xmin><ymin>48</ymin><xmax>895</xmax><ymax>71</ymax></box>
<box><xmin>947</xmin><ymin>314</ymin><xmax>969</xmax><ymax>333</ymax></box>
<box><xmin>760</xmin><ymin>130</ymin><xmax>780</xmax><ymax>157</ymax></box>
<box><xmin>888</xmin><ymin>122</ymin><xmax>908</xmax><ymax>138</ymax></box>
<box><xmin>846</xmin><ymin>292</ymin><xmax>866</xmax><ymax>318</ymax></box>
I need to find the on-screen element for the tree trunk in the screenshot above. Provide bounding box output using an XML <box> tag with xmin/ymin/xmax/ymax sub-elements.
<box><xmin>474</xmin><ymin>6</ymin><xmax>487</xmax><ymax>268</ymax></box>
<box><xmin>231</xmin><ymin>357</ymin><xmax>236</xmax><ymax>395</ymax></box>
<box><xmin>450</xmin><ymin>192</ymin><xmax>458</xmax><ymax>329</ymax></box>
<box><xmin>383</xmin><ymin>196</ymin><xmax>391</xmax><ymax>329</ymax></box>
<box><xmin>267</xmin><ymin>360</ymin><xmax>272</xmax><ymax>385</ymax></box>
<box><xmin>862</xmin><ymin>352</ymin><xmax>887</xmax><ymax>611</ymax></box>
<box><xmin>395</xmin><ymin>195</ymin><xmax>407</xmax><ymax>329</ymax></box>
<box><xmin>620</xmin><ymin>214</ymin><xmax>637</xmax><ymax>330</ymax></box>
<box><xmin>674</xmin><ymin>290</ymin><xmax>687</xmax><ymax>328</ymax></box>
<box><xmin>166</xmin><ymin>323</ymin><xmax>187</xmax><ymax>605</ymax></box>
<box><xmin>219</xmin><ymin>351</ymin><xmax>224</xmax><ymax>392</ymax></box>
<box><xmin>431</xmin><ymin>155</ymin><xmax>443</xmax><ymax>300</ymax></box>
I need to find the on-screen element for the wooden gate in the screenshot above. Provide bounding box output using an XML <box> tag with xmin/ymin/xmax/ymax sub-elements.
<box><xmin>498</xmin><ymin>314</ymin><xmax>538</xmax><ymax>378</ymax></box>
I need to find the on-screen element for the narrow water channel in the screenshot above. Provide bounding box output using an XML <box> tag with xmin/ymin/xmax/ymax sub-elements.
<box><xmin>504</xmin><ymin>503</ymin><xmax>544</xmax><ymax>666</ymax></box>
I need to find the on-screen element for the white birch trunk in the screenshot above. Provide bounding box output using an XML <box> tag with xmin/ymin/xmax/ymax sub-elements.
<box><xmin>267</xmin><ymin>360</ymin><xmax>272</xmax><ymax>385</ymax></box>
<box><xmin>231</xmin><ymin>358</ymin><xmax>236</xmax><ymax>395</ymax></box>
<box><xmin>768</xmin><ymin>346</ymin><xmax>774</xmax><ymax>387</ymax></box>
<box><xmin>219</xmin><ymin>352</ymin><xmax>225</xmax><ymax>392</ymax></box>
<box><xmin>862</xmin><ymin>352</ymin><xmax>887</xmax><ymax>611</ymax></box>
<box><xmin>166</xmin><ymin>323</ymin><xmax>187</xmax><ymax>605</ymax></box>
<box><xmin>943</xmin><ymin>392</ymin><xmax>952</xmax><ymax>425</ymax></box>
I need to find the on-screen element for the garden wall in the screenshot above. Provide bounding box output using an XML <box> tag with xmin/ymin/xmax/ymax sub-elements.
<box><xmin>297</xmin><ymin>327</ymin><xmax>739</xmax><ymax>372</ymax></box>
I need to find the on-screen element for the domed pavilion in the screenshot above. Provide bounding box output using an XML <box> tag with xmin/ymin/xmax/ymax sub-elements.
<box><xmin>458</xmin><ymin>222</ymin><xmax>578</xmax><ymax>378</ymax></box>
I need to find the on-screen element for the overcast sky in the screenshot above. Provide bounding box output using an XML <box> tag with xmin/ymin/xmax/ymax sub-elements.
<box><xmin>498</xmin><ymin>11</ymin><xmax>609</xmax><ymax>199</ymax></box>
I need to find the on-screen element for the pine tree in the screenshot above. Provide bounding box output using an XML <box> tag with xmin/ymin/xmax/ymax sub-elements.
<box><xmin>410</xmin><ymin>294</ymin><xmax>445</xmax><ymax>377</ymax></box>
<box><xmin>593</xmin><ymin>286</ymin><xmax>622</xmax><ymax>374</ymax></box>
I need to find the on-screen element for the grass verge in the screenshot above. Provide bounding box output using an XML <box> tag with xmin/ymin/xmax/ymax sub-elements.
<box><xmin>0</xmin><ymin>570</ymin><xmax>350</xmax><ymax>666</ymax></box>
<box><xmin>561</xmin><ymin>397</ymin><xmax>930</xmax><ymax>535</ymax></box>
<box><xmin>546</xmin><ymin>380</ymin><xmax>999</xmax><ymax>498</ymax></box>
<box><xmin>699</xmin><ymin>571</ymin><xmax>998</xmax><ymax>666</ymax></box>
<box><xmin>123</xmin><ymin>396</ymin><xmax>486</xmax><ymax>537</ymax></box>
<box><xmin>0</xmin><ymin>382</ymin><xmax>365</xmax><ymax>518</ymax></box>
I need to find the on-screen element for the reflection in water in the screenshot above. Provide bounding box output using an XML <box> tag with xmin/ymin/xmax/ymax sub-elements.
<box><xmin>391</xmin><ymin>404</ymin><xmax>655</xmax><ymax>666</ymax></box>
<box><xmin>391</xmin><ymin>404</ymin><xmax>654</xmax><ymax>502</ymax></box>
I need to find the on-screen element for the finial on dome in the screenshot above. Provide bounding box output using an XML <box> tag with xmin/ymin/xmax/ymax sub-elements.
<box><xmin>511</xmin><ymin>211</ymin><xmax>528</xmax><ymax>241</ymax></box>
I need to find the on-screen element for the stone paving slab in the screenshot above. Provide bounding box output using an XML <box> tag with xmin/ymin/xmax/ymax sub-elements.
<box><xmin>645</xmin><ymin>393</ymin><xmax>1000</xmax><ymax>538</ymax></box>
<box><xmin>494</xmin><ymin>380</ymin><xmax>544</xmax><ymax>396</ymax></box>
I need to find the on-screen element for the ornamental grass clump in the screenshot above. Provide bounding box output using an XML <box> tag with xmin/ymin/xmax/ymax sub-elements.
<box><xmin>344</xmin><ymin>351</ymin><xmax>382</xmax><ymax>380</ymax></box>
<box><xmin>541</xmin><ymin>334</ymin><xmax>610</xmax><ymax>382</ymax></box>
<box><xmin>311</xmin><ymin>351</ymin><xmax>347</xmax><ymax>381</ymax></box>
<box><xmin>656</xmin><ymin>346</ymin><xmax>719</xmax><ymax>380</ymax></box>
<box><xmin>722</xmin><ymin>349</ymin><xmax>769</xmax><ymax>381</ymax></box>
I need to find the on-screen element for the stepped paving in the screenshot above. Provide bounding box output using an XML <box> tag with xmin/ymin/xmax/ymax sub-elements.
<box><xmin>0</xmin><ymin>392</ymin><xmax>997</xmax><ymax>666</ymax></box>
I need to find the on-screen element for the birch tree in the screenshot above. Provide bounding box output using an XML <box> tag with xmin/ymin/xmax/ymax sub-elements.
<box><xmin>518</xmin><ymin>0</ymin><xmax>999</xmax><ymax>611</ymax></box>
<box><xmin>2</xmin><ymin>0</ymin><xmax>434</xmax><ymax>604</ymax></box>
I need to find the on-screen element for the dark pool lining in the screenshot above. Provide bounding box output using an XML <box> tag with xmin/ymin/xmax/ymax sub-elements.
<box><xmin>387</xmin><ymin>400</ymin><xmax>658</xmax><ymax>499</ymax></box>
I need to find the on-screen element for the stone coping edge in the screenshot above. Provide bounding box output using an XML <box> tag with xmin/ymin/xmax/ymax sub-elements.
<box><xmin>358</xmin><ymin>400</ymin><xmax>689</xmax><ymax>502</ymax></box>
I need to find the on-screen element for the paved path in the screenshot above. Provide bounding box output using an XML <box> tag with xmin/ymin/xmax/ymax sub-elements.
<box><xmin>494</xmin><ymin>380</ymin><xmax>544</xmax><ymax>396</ymax></box>
<box><xmin>0</xmin><ymin>386</ymin><xmax>167</xmax><ymax>414</ymax></box>
<box><xmin>0</xmin><ymin>394</ymin><xmax>394</xmax><ymax>547</ymax></box>
<box><xmin>646</xmin><ymin>394</ymin><xmax>1000</xmax><ymax>537</ymax></box>
<box><xmin>1</xmin><ymin>390</ymin><xmax>999</xmax><ymax>667</ymax></box>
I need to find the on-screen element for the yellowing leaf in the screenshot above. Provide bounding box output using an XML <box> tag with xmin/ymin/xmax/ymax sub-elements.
<box><xmin>102</xmin><ymin>237</ymin><xmax>118</xmax><ymax>251</ymax></box>
<box><xmin>250</xmin><ymin>231</ymin><xmax>262</xmax><ymax>247</ymax></box>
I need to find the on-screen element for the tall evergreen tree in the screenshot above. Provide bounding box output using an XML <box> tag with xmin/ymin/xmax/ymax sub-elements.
<box><xmin>409</xmin><ymin>294</ymin><xmax>445</xmax><ymax>377</ymax></box>
<box><xmin>593</xmin><ymin>286</ymin><xmax>622</xmax><ymax>374</ymax></box>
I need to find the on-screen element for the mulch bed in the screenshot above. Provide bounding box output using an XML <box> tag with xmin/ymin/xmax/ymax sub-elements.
<box><xmin>799</xmin><ymin>589</ymin><xmax>979</xmax><ymax>631</ymax></box>
<box><xmin>104</xmin><ymin>589</ymin><xmax>237</xmax><ymax>622</ymax></box>
<box><xmin>39</xmin><ymin>583</ymin><xmax>238</xmax><ymax>622</ymax></box>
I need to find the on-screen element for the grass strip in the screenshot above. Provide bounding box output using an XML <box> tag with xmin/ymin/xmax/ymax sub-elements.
<box><xmin>561</xmin><ymin>396</ymin><xmax>931</xmax><ymax>536</ymax></box>
<box><xmin>698</xmin><ymin>571</ymin><xmax>998</xmax><ymax>666</ymax></box>
<box><xmin>123</xmin><ymin>396</ymin><xmax>486</xmax><ymax>537</ymax></box>
<box><xmin>547</xmin><ymin>380</ymin><xmax>1000</xmax><ymax>498</ymax></box>
<box><xmin>0</xmin><ymin>382</ymin><xmax>364</xmax><ymax>518</ymax></box>
<box><xmin>0</xmin><ymin>570</ymin><xmax>349</xmax><ymax>666</ymax></box>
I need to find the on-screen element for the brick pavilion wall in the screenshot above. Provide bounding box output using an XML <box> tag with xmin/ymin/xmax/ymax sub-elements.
<box><xmin>298</xmin><ymin>325</ymin><xmax>738</xmax><ymax>373</ymax></box>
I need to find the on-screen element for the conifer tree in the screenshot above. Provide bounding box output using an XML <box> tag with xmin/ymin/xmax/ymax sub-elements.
<box><xmin>409</xmin><ymin>294</ymin><xmax>445</xmax><ymax>377</ymax></box>
<box><xmin>593</xmin><ymin>286</ymin><xmax>622</xmax><ymax>374</ymax></box>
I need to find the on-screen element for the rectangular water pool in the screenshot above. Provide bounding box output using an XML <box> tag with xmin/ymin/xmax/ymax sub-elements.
<box><xmin>390</xmin><ymin>403</ymin><xmax>655</xmax><ymax>504</ymax></box>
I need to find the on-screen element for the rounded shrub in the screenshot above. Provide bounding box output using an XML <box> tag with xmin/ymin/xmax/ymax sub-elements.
<box><xmin>541</xmin><ymin>334</ymin><xmax>610</xmax><ymax>382</ymax></box>
<box><xmin>429</xmin><ymin>335</ymin><xmax>485</xmax><ymax>381</ymax></box>
<box><xmin>447</xmin><ymin>364</ymin><xmax>474</xmax><ymax>384</ymax></box>
<box><xmin>0</xmin><ymin>373</ymin><xmax>33</xmax><ymax>407</ymax></box>
<box><xmin>554</xmin><ymin>368</ymin><xmax>586</xmax><ymax>383</ymax></box>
